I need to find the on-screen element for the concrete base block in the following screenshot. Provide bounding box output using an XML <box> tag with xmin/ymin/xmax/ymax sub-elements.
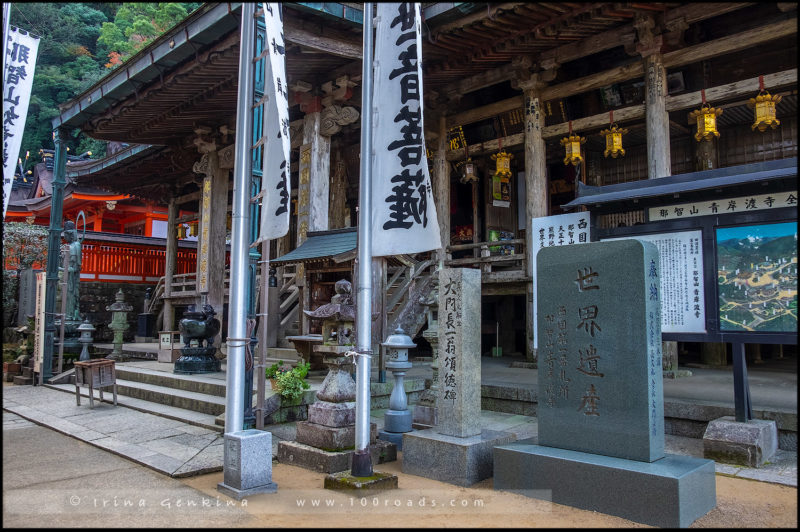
<box><xmin>494</xmin><ymin>441</ymin><xmax>716</xmax><ymax>528</ymax></box>
<box><xmin>277</xmin><ymin>439</ymin><xmax>397</xmax><ymax>474</ymax></box>
<box><xmin>324</xmin><ymin>470</ymin><xmax>398</xmax><ymax>494</ymax></box>
<box><xmin>703</xmin><ymin>416</ymin><xmax>778</xmax><ymax>467</ymax></box>
<box><xmin>217</xmin><ymin>430</ymin><xmax>277</xmax><ymax>500</ymax></box>
<box><xmin>401</xmin><ymin>428</ymin><xmax>515</xmax><ymax>487</ymax></box>
<box><xmin>158</xmin><ymin>349</ymin><xmax>181</xmax><ymax>363</ymax></box>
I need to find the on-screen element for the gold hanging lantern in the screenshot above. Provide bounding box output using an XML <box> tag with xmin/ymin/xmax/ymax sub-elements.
<box><xmin>688</xmin><ymin>91</ymin><xmax>722</xmax><ymax>142</ymax></box>
<box><xmin>490</xmin><ymin>150</ymin><xmax>513</xmax><ymax>178</ymax></box>
<box><xmin>599</xmin><ymin>112</ymin><xmax>627</xmax><ymax>158</ymax></box>
<box><xmin>176</xmin><ymin>224</ymin><xmax>187</xmax><ymax>239</ymax></box>
<box><xmin>748</xmin><ymin>76</ymin><xmax>781</xmax><ymax>132</ymax></box>
<box><xmin>188</xmin><ymin>221</ymin><xmax>198</xmax><ymax>237</ymax></box>
<box><xmin>560</xmin><ymin>122</ymin><xmax>585</xmax><ymax>166</ymax></box>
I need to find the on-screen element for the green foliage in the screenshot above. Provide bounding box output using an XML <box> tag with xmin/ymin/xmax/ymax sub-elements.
<box><xmin>2</xmin><ymin>223</ymin><xmax>48</xmax><ymax>324</ymax></box>
<box><xmin>273</xmin><ymin>361</ymin><xmax>311</xmax><ymax>401</ymax></box>
<box><xmin>7</xmin><ymin>3</ymin><xmax>199</xmax><ymax>164</ymax></box>
<box><xmin>265</xmin><ymin>360</ymin><xmax>289</xmax><ymax>379</ymax></box>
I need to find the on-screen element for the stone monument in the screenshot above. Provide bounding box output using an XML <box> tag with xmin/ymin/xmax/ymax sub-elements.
<box><xmin>276</xmin><ymin>280</ymin><xmax>396</xmax><ymax>473</ymax></box>
<box><xmin>493</xmin><ymin>240</ymin><xmax>716</xmax><ymax>528</ymax></box>
<box><xmin>402</xmin><ymin>268</ymin><xmax>515</xmax><ymax>486</ymax></box>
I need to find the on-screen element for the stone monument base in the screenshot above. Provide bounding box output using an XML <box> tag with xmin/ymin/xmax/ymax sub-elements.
<box><xmin>217</xmin><ymin>430</ymin><xmax>277</xmax><ymax>500</ymax></box>
<box><xmin>703</xmin><ymin>416</ymin><xmax>777</xmax><ymax>467</ymax></box>
<box><xmin>494</xmin><ymin>441</ymin><xmax>716</xmax><ymax>528</ymax></box>
<box><xmin>277</xmin><ymin>439</ymin><xmax>397</xmax><ymax>474</ymax></box>
<box><xmin>401</xmin><ymin>428</ymin><xmax>515</xmax><ymax>487</ymax></box>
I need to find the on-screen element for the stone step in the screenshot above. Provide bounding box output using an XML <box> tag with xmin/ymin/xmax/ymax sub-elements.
<box><xmin>22</xmin><ymin>367</ymin><xmax>34</xmax><ymax>378</ymax></box>
<box><xmin>114</xmin><ymin>366</ymin><xmax>227</xmax><ymax>397</ymax></box>
<box><xmin>45</xmin><ymin>382</ymin><xmax>222</xmax><ymax>432</ymax></box>
<box><xmin>113</xmin><ymin>378</ymin><xmax>228</xmax><ymax>416</ymax></box>
<box><xmin>13</xmin><ymin>375</ymin><xmax>33</xmax><ymax>385</ymax></box>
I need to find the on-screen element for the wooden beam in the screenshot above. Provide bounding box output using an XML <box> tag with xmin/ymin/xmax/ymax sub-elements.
<box><xmin>445</xmin><ymin>19</ymin><xmax>797</xmax><ymax>130</ymax></box>
<box><xmin>284</xmin><ymin>19</ymin><xmax>362</xmax><ymax>59</ymax></box>
<box><xmin>430</xmin><ymin>3</ymin><xmax>529</xmax><ymax>36</ymax></box>
<box><xmin>669</xmin><ymin>69</ymin><xmax>797</xmax><ymax>113</ymax></box>
<box><xmin>662</xmin><ymin>18</ymin><xmax>797</xmax><ymax>70</ymax></box>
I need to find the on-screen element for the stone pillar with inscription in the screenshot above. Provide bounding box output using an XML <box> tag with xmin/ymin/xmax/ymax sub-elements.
<box><xmin>402</xmin><ymin>268</ymin><xmax>515</xmax><ymax>486</ymax></box>
<box><xmin>494</xmin><ymin>240</ymin><xmax>716</xmax><ymax>528</ymax></box>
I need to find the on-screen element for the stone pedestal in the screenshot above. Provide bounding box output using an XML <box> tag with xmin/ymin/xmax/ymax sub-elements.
<box><xmin>703</xmin><ymin>416</ymin><xmax>778</xmax><ymax>467</ymax></box>
<box><xmin>277</xmin><ymin>355</ymin><xmax>396</xmax><ymax>473</ymax></box>
<box><xmin>217</xmin><ymin>430</ymin><xmax>277</xmax><ymax>499</ymax></box>
<box><xmin>494</xmin><ymin>441</ymin><xmax>716</xmax><ymax>528</ymax></box>
<box><xmin>402</xmin><ymin>428</ymin><xmax>515</xmax><ymax>487</ymax></box>
<box><xmin>174</xmin><ymin>346</ymin><xmax>221</xmax><ymax>374</ymax></box>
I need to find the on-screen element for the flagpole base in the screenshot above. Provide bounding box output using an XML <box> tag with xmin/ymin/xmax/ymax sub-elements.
<box><xmin>350</xmin><ymin>449</ymin><xmax>373</xmax><ymax>477</ymax></box>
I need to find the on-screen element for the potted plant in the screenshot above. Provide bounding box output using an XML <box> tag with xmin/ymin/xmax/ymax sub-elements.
<box><xmin>265</xmin><ymin>360</ymin><xmax>290</xmax><ymax>390</ymax></box>
<box><xmin>272</xmin><ymin>361</ymin><xmax>311</xmax><ymax>401</ymax></box>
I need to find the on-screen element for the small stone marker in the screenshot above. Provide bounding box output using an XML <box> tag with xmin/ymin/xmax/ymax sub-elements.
<box><xmin>437</xmin><ymin>267</ymin><xmax>482</xmax><ymax>438</ymax></box>
<box><xmin>536</xmin><ymin>238</ymin><xmax>664</xmax><ymax>462</ymax></box>
<box><xmin>217</xmin><ymin>429</ymin><xmax>277</xmax><ymax>499</ymax></box>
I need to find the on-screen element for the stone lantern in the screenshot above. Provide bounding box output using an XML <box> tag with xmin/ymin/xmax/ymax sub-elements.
<box><xmin>378</xmin><ymin>327</ymin><xmax>415</xmax><ymax>449</ymax></box>
<box><xmin>77</xmin><ymin>319</ymin><xmax>95</xmax><ymax>362</ymax></box>
<box><xmin>105</xmin><ymin>289</ymin><xmax>132</xmax><ymax>361</ymax></box>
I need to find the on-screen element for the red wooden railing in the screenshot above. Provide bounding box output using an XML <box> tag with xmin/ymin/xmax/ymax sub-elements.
<box><xmin>80</xmin><ymin>242</ymin><xmax>197</xmax><ymax>283</ymax></box>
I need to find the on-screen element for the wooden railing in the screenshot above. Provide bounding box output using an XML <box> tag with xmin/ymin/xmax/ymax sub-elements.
<box><xmin>445</xmin><ymin>238</ymin><xmax>526</xmax><ymax>276</ymax></box>
<box><xmin>81</xmin><ymin>242</ymin><xmax>196</xmax><ymax>283</ymax></box>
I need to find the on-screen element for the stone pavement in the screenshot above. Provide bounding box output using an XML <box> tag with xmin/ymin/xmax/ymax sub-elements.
<box><xmin>2</xmin><ymin>382</ymin><xmax>796</xmax><ymax>487</ymax></box>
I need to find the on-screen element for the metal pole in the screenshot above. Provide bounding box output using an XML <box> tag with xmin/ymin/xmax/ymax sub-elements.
<box><xmin>224</xmin><ymin>2</ymin><xmax>256</xmax><ymax>435</ymax></box>
<box><xmin>732</xmin><ymin>342</ymin><xmax>753</xmax><ymax>422</ymax></box>
<box><xmin>352</xmin><ymin>1</ymin><xmax>374</xmax><ymax>478</ymax></box>
<box><xmin>42</xmin><ymin>127</ymin><xmax>68</xmax><ymax>382</ymax></box>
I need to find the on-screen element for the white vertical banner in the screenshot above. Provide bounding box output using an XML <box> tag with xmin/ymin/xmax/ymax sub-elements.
<box><xmin>370</xmin><ymin>2</ymin><xmax>441</xmax><ymax>257</ymax></box>
<box><xmin>257</xmin><ymin>3</ymin><xmax>291</xmax><ymax>242</ymax></box>
<box><xmin>3</xmin><ymin>27</ymin><xmax>39</xmax><ymax>218</ymax></box>
<box><xmin>531</xmin><ymin>212</ymin><xmax>591</xmax><ymax>348</ymax></box>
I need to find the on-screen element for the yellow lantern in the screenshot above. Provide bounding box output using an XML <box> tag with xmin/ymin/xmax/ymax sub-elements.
<box><xmin>688</xmin><ymin>103</ymin><xmax>722</xmax><ymax>142</ymax></box>
<box><xmin>490</xmin><ymin>150</ymin><xmax>513</xmax><ymax>178</ymax></box>
<box><xmin>177</xmin><ymin>224</ymin><xmax>187</xmax><ymax>239</ymax></box>
<box><xmin>560</xmin><ymin>134</ymin><xmax>585</xmax><ymax>166</ymax></box>
<box><xmin>188</xmin><ymin>221</ymin><xmax>198</xmax><ymax>237</ymax></box>
<box><xmin>748</xmin><ymin>90</ymin><xmax>781</xmax><ymax>132</ymax></box>
<box><xmin>599</xmin><ymin>123</ymin><xmax>628</xmax><ymax>158</ymax></box>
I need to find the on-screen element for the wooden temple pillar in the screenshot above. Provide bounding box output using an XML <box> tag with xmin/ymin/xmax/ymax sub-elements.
<box><xmin>514</xmin><ymin>72</ymin><xmax>549</xmax><ymax>362</ymax></box>
<box><xmin>432</xmin><ymin>112</ymin><xmax>451</xmax><ymax>267</ymax></box>
<box><xmin>193</xmin><ymin>148</ymin><xmax>230</xmax><ymax>344</ymax></box>
<box><xmin>297</xmin><ymin>104</ymin><xmax>332</xmax><ymax>334</ymax></box>
<box><xmin>163</xmin><ymin>197</ymin><xmax>178</xmax><ymax>331</ymax></box>
<box><xmin>637</xmin><ymin>16</ymin><xmax>682</xmax><ymax>372</ymax></box>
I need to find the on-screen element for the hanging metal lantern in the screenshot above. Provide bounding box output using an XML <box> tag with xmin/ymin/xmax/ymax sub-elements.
<box><xmin>748</xmin><ymin>91</ymin><xmax>781</xmax><ymax>132</ymax></box>
<box><xmin>600</xmin><ymin>111</ymin><xmax>627</xmax><ymax>158</ymax></box>
<box><xmin>490</xmin><ymin>150</ymin><xmax>513</xmax><ymax>178</ymax></box>
<box><xmin>177</xmin><ymin>224</ymin><xmax>187</xmax><ymax>239</ymax></box>
<box><xmin>458</xmin><ymin>159</ymin><xmax>478</xmax><ymax>184</ymax></box>
<box><xmin>560</xmin><ymin>134</ymin><xmax>585</xmax><ymax>166</ymax></box>
<box><xmin>188</xmin><ymin>221</ymin><xmax>198</xmax><ymax>237</ymax></box>
<box><xmin>688</xmin><ymin>102</ymin><xmax>722</xmax><ymax>142</ymax></box>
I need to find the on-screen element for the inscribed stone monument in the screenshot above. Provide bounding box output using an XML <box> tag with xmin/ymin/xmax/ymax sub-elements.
<box><xmin>494</xmin><ymin>240</ymin><xmax>715</xmax><ymax>528</ymax></box>
<box><xmin>536</xmin><ymin>239</ymin><xmax>664</xmax><ymax>462</ymax></box>
<box><xmin>402</xmin><ymin>268</ymin><xmax>514</xmax><ymax>486</ymax></box>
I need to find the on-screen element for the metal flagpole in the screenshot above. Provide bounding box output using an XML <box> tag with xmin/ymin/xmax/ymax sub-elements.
<box><xmin>352</xmin><ymin>1</ymin><xmax>374</xmax><ymax>478</ymax></box>
<box><xmin>225</xmin><ymin>2</ymin><xmax>256</xmax><ymax>434</ymax></box>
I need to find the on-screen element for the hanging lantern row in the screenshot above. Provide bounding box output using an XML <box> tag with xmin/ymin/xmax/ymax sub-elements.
<box><xmin>560</xmin><ymin>121</ymin><xmax>585</xmax><ymax>166</ymax></box>
<box><xmin>748</xmin><ymin>75</ymin><xmax>781</xmax><ymax>132</ymax></box>
<box><xmin>490</xmin><ymin>150</ymin><xmax>514</xmax><ymax>178</ymax></box>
